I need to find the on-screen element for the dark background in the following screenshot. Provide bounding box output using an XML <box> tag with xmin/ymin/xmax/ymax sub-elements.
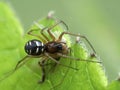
<box><xmin>3</xmin><ymin>0</ymin><xmax>120</xmax><ymax>82</ymax></box>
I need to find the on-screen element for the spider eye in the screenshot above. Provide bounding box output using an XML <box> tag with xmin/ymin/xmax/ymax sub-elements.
<box><xmin>24</xmin><ymin>39</ymin><xmax>44</xmax><ymax>55</ymax></box>
<box><xmin>56</xmin><ymin>44</ymin><xmax>62</xmax><ymax>50</ymax></box>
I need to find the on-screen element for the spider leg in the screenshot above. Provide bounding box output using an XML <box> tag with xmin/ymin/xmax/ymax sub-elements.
<box><xmin>50</xmin><ymin>63</ymin><xmax>70</xmax><ymax>90</ymax></box>
<box><xmin>41</xmin><ymin>20</ymin><xmax>68</xmax><ymax>41</ymax></box>
<box><xmin>27</xmin><ymin>29</ymin><xmax>47</xmax><ymax>43</ymax></box>
<box><xmin>58</xmin><ymin>32</ymin><xmax>97</xmax><ymax>55</ymax></box>
<box><xmin>50</xmin><ymin>53</ymin><xmax>72</xmax><ymax>90</ymax></box>
<box><xmin>38</xmin><ymin>57</ymin><xmax>48</xmax><ymax>83</ymax></box>
<box><xmin>14</xmin><ymin>55</ymin><xmax>30</xmax><ymax>71</ymax></box>
<box><xmin>44</xmin><ymin>53</ymin><xmax>78</xmax><ymax>70</ymax></box>
<box><xmin>57</xmin><ymin>53</ymin><xmax>102</xmax><ymax>63</ymax></box>
<box><xmin>33</xmin><ymin>22</ymin><xmax>50</xmax><ymax>41</ymax></box>
<box><xmin>0</xmin><ymin>55</ymin><xmax>30</xmax><ymax>82</ymax></box>
<box><xmin>48</xmin><ymin>59</ymin><xmax>60</xmax><ymax>73</ymax></box>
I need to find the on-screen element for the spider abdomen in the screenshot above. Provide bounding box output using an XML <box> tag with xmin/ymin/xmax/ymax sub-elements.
<box><xmin>25</xmin><ymin>39</ymin><xmax>44</xmax><ymax>55</ymax></box>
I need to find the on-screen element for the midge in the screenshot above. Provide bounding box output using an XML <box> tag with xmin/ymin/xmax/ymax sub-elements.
<box><xmin>0</xmin><ymin>17</ymin><xmax>101</xmax><ymax>84</ymax></box>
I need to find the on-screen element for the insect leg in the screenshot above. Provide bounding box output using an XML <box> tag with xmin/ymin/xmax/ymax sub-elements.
<box><xmin>58</xmin><ymin>32</ymin><xmax>96</xmax><ymax>55</ymax></box>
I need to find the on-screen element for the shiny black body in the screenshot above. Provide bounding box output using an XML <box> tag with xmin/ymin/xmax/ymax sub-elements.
<box><xmin>25</xmin><ymin>39</ymin><xmax>45</xmax><ymax>55</ymax></box>
<box><xmin>25</xmin><ymin>40</ymin><xmax>67</xmax><ymax>57</ymax></box>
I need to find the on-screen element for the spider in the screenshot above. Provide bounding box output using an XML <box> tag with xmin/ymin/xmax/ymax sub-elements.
<box><xmin>0</xmin><ymin>18</ymin><xmax>101</xmax><ymax>85</ymax></box>
<box><xmin>22</xmin><ymin>19</ymin><xmax>100</xmax><ymax>83</ymax></box>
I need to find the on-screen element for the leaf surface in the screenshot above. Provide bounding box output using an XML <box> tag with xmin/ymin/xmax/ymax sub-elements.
<box><xmin>0</xmin><ymin>2</ymin><xmax>110</xmax><ymax>90</ymax></box>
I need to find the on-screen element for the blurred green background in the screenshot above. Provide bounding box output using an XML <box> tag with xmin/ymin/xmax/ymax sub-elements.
<box><xmin>2</xmin><ymin>0</ymin><xmax>120</xmax><ymax>82</ymax></box>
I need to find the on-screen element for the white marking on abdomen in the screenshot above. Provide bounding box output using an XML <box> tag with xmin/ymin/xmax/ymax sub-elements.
<box><xmin>29</xmin><ymin>50</ymin><xmax>31</xmax><ymax>54</ymax></box>
<box><xmin>36</xmin><ymin>47</ymin><xmax>39</xmax><ymax>54</ymax></box>
<box><xmin>41</xmin><ymin>43</ymin><xmax>44</xmax><ymax>47</ymax></box>
<box><xmin>29</xmin><ymin>42</ymin><xmax>32</xmax><ymax>46</ymax></box>
<box><xmin>36</xmin><ymin>41</ymin><xmax>40</xmax><ymax>46</ymax></box>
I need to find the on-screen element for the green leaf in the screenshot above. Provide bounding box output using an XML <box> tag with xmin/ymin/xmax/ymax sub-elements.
<box><xmin>1</xmin><ymin>2</ymin><xmax>118</xmax><ymax>90</ymax></box>
<box><xmin>24</xmin><ymin>17</ymin><xmax>108</xmax><ymax>90</ymax></box>
<box><xmin>107</xmin><ymin>79</ymin><xmax>120</xmax><ymax>90</ymax></box>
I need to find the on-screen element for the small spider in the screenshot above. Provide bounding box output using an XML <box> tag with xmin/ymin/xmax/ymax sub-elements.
<box><xmin>0</xmin><ymin>18</ymin><xmax>101</xmax><ymax>86</ymax></box>
<box><xmin>21</xmin><ymin>19</ymin><xmax>100</xmax><ymax>83</ymax></box>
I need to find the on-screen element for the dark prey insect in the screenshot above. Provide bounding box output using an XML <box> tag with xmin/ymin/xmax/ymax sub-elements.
<box><xmin>0</xmin><ymin>18</ymin><xmax>101</xmax><ymax>87</ymax></box>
